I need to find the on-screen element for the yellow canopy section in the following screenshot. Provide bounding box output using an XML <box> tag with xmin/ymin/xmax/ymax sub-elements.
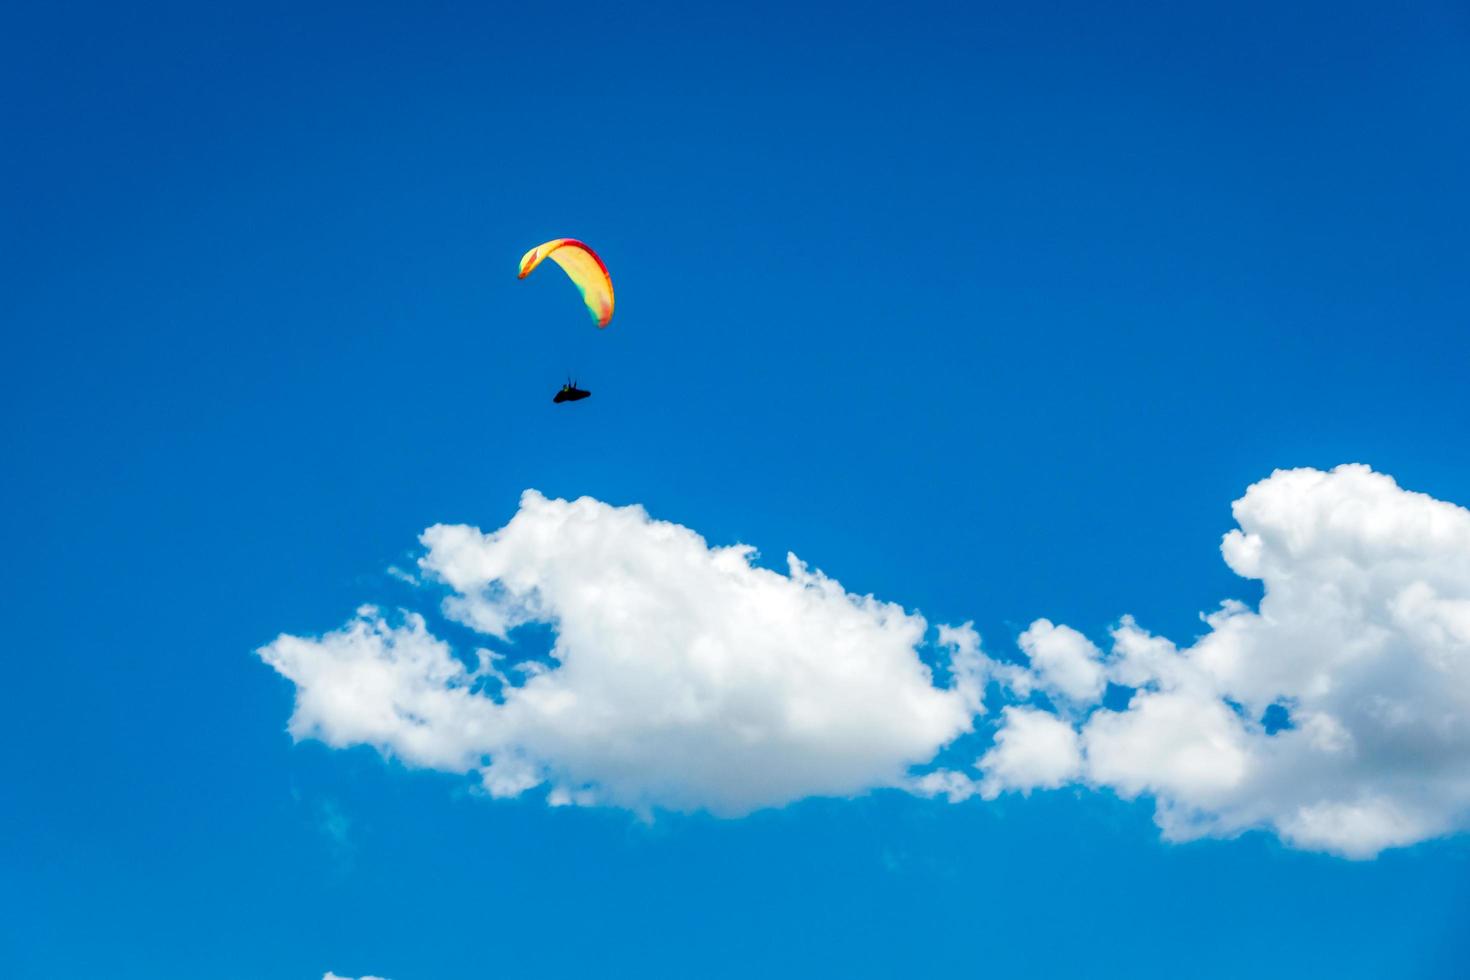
<box><xmin>517</xmin><ymin>238</ymin><xmax>615</xmax><ymax>327</ymax></box>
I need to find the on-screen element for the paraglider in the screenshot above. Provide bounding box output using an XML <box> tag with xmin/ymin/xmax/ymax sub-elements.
<box><xmin>518</xmin><ymin>238</ymin><xmax>614</xmax><ymax>403</ymax></box>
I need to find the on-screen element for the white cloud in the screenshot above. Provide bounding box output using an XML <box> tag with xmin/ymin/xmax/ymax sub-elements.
<box><xmin>259</xmin><ymin>608</ymin><xmax>497</xmax><ymax>772</ymax></box>
<box><xmin>261</xmin><ymin>465</ymin><xmax>1470</xmax><ymax>858</ymax></box>
<box><xmin>981</xmin><ymin>464</ymin><xmax>1470</xmax><ymax>858</ymax></box>
<box><xmin>1016</xmin><ymin>619</ymin><xmax>1105</xmax><ymax>707</ymax></box>
<box><xmin>261</xmin><ymin>492</ymin><xmax>988</xmax><ymax>816</ymax></box>
<box><xmin>385</xmin><ymin>564</ymin><xmax>419</xmax><ymax>585</ymax></box>
<box><xmin>1081</xmin><ymin>688</ymin><xmax>1254</xmax><ymax>836</ymax></box>
<box><xmin>324</xmin><ymin>973</ymin><xmax>390</xmax><ymax>980</ymax></box>
<box><xmin>909</xmin><ymin>767</ymin><xmax>982</xmax><ymax>803</ymax></box>
<box><xmin>979</xmin><ymin>706</ymin><xmax>1083</xmax><ymax>798</ymax></box>
<box><xmin>936</xmin><ymin>621</ymin><xmax>1012</xmax><ymax>714</ymax></box>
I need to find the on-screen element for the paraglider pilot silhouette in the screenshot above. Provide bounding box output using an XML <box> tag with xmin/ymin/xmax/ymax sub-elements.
<box><xmin>517</xmin><ymin>238</ymin><xmax>614</xmax><ymax>404</ymax></box>
<box><xmin>554</xmin><ymin>380</ymin><xmax>590</xmax><ymax>403</ymax></box>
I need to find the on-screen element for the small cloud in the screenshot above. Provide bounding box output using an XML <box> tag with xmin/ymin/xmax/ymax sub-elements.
<box><xmin>386</xmin><ymin>565</ymin><xmax>419</xmax><ymax>586</ymax></box>
<box><xmin>978</xmin><ymin>706</ymin><xmax>1083</xmax><ymax>798</ymax></box>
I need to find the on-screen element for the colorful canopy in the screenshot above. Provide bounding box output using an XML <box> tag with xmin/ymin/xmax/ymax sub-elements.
<box><xmin>517</xmin><ymin>238</ymin><xmax>615</xmax><ymax>327</ymax></box>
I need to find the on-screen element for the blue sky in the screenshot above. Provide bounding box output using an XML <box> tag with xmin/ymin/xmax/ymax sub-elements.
<box><xmin>4</xmin><ymin>2</ymin><xmax>1470</xmax><ymax>977</ymax></box>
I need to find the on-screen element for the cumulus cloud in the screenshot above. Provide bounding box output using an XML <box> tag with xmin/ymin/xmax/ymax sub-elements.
<box><xmin>261</xmin><ymin>492</ymin><xmax>991</xmax><ymax>816</ymax></box>
<box><xmin>260</xmin><ymin>465</ymin><xmax>1470</xmax><ymax>858</ymax></box>
<box><xmin>975</xmin><ymin>464</ymin><xmax>1470</xmax><ymax>858</ymax></box>
<box><xmin>979</xmin><ymin>706</ymin><xmax>1083</xmax><ymax>798</ymax></box>
<box><xmin>1016</xmin><ymin>620</ymin><xmax>1105</xmax><ymax>708</ymax></box>
<box><xmin>324</xmin><ymin>973</ymin><xmax>389</xmax><ymax>980</ymax></box>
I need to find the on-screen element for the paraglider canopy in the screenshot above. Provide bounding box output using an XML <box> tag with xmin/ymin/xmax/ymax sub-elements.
<box><xmin>553</xmin><ymin>383</ymin><xmax>591</xmax><ymax>404</ymax></box>
<box><xmin>518</xmin><ymin>238</ymin><xmax>615</xmax><ymax>327</ymax></box>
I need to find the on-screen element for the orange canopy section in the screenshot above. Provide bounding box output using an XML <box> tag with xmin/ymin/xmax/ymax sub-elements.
<box><xmin>517</xmin><ymin>238</ymin><xmax>615</xmax><ymax>327</ymax></box>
